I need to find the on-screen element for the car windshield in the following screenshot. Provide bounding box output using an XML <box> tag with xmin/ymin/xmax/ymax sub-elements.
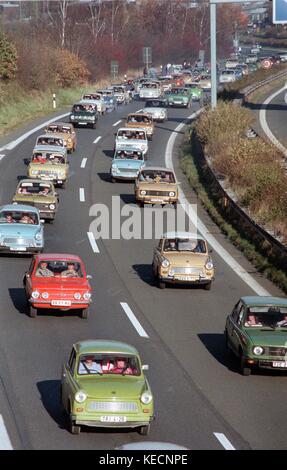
<box><xmin>163</xmin><ymin>238</ymin><xmax>206</xmax><ymax>253</ymax></box>
<box><xmin>37</xmin><ymin>137</ymin><xmax>64</xmax><ymax>147</ymax></box>
<box><xmin>83</xmin><ymin>94</ymin><xmax>101</xmax><ymax>100</ymax></box>
<box><xmin>73</xmin><ymin>104</ymin><xmax>96</xmax><ymax>112</ymax></box>
<box><xmin>115</xmin><ymin>150</ymin><xmax>144</xmax><ymax>161</ymax></box>
<box><xmin>113</xmin><ymin>87</ymin><xmax>124</xmax><ymax>93</ymax></box>
<box><xmin>47</xmin><ymin>125</ymin><xmax>71</xmax><ymax>134</ymax></box>
<box><xmin>170</xmin><ymin>88</ymin><xmax>187</xmax><ymax>95</ymax></box>
<box><xmin>35</xmin><ymin>260</ymin><xmax>83</xmax><ymax>278</ymax></box>
<box><xmin>32</xmin><ymin>153</ymin><xmax>65</xmax><ymax>164</ymax></box>
<box><xmin>142</xmin><ymin>83</ymin><xmax>158</xmax><ymax>89</ymax></box>
<box><xmin>139</xmin><ymin>170</ymin><xmax>175</xmax><ymax>183</ymax></box>
<box><xmin>127</xmin><ymin>115</ymin><xmax>151</xmax><ymax>124</ymax></box>
<box><xmin>244</xmin><ymin>307</ymin><xmax>287</xmax><ymax>328</ymax></box>
<box><xmin>77</xmin><ymin>354</ymin><xmax>141</xmax><ymax>376</ymax></box>
<box><xmin>17</xmin><ymin>182</ymin><xmax>52</xmax><ymax>195</ymax></box>
<box><xmin>0</xmin><ymin>210</ymin><xmax>38</xmax><ymax>225</ymax></box>
<box><xmin>145</xmin><ymin>100</ymin><xmax>164</xmax><ymax>107</ymax></box>
<box><xmin>117</xmin><ymin>130</ymin><xmax>146</xmax><ymax>140</ymax></box>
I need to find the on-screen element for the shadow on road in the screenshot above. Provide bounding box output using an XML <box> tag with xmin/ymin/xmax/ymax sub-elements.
<box><xmin>8</xmin><ymin>287</ymin><xmax>27</xmax><ymax>315</ymax></box>
<box><xmin>37</xmin><ymin>380</ymin><xmax>66</xmax><ymax>429</ymax></box>
<box><xmin>132</xmin><ymin>264</ymin><xmax>156</xmax><ymax>287</ymax></box>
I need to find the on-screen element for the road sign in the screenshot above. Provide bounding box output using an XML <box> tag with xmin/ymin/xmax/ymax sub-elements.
<box><xmin>198</xmin><ymin>50</ymin><xmax>205</xmax><ymax>65</ymax></box>
<box><xmin>143</xmin><ymin>47</ymin><xmax>152</xmax><ymax>65</ymax></box>
<box><xmin>261</xmin><ymin>59</ymin><xmax>272</xmax><ymax>69</ymax></box>
<box><xmin>273</xmin><ymin>0</ymin><xmax>287</xmax><ymax>24</ymax></box>
<box><xmin>111</xmin><ymin>60</ymin><xmax>119</xmax><ymax>84</ymax></box>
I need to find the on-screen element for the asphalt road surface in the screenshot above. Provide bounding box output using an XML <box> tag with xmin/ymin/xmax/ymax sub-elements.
<box><xmin>0</xmin><ymin>96</ymin><xmax>285</xmax><ymax>450</ymax></box>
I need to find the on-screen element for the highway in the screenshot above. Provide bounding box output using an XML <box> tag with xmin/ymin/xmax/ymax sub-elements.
<box><xmin>0</xmin><ymin>93</ymin><xmax>286</xmax><ymax>450</ymax></box>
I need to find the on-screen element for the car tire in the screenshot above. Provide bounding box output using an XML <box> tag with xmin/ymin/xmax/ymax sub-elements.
<box><xmin>92</xmin><ymin>123</ymin><xmax>97</xmax><ymax>129</ymax></box>
<box><xmin>29</xmin><ymin>305</ymin><xmax>37</xmax><ymax>318</ymax></box>
<box><xmin>61</xmin><ymin>182</ymin><xmax>66</xmax><ymax>189</ymax></box>
<box><xmin>111</xmin><ymin>177</ymin><xmax>116</xmax><ymax>183</ymax></box>
<box><xmin>158</xmin><ymin>280</ymin><xmax>166</xmax><ymax>289</ymax></box>
<box><xmin>139</xmin><ymin>424</ymin><xmax>150</xmax><ymax>436</ymax></box>
<box><xmin>240</xmin><ymin>354</ymin><xmax>251</xmax><ymax>376</ymax></box>
<box><xmin>81</xmin><ymin>308</ymin><xmax>89</xmax><ymax>319</ymax></box>
<box><xmin>204</xmin><ymin>282</ymin><xmax>211</xmax><ymax>291</ymax></box>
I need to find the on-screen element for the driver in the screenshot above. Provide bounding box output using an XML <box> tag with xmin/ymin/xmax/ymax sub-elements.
<box><xmin>78</xmin><ymin>356</ymin><xmax>102</xmax><ymax>374</ymax></box>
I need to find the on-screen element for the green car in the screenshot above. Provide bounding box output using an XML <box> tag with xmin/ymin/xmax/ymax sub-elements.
<box><xmin>166</xmin><ymin>87</ymin><xmax>192</xmax><ymax>108</ymax></box>
<box><xmin>184</xmin><ymin>83</ymin><xmax>203</xmax><ymax>102</ymax></box>
<box><xmin>12</xmin><ymin>179</ymin><xmax>59</xmax><ymax>222</ymax></box>
<box><xmin>225</xmin><ymin>296</ymin><xmax>287</xmax><ymax>376</ymax></box>
<box><xmin>61</xmin><ymin>340</ymin><xmax>154</xmax><ymax>435</ymax></box>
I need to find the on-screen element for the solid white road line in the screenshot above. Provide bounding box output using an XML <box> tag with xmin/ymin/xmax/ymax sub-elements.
<box><xmin>93</xmin><ymin>136</ymin><xmax>102</xmax><ymax>144</ymax></box>
<box><xmin>113</xmin><ymin>120</ymin><xmax>122</xmax><ymax>127</ymax></box>
<box><xmin>79</xmin><ymin>188</ymin><xmax>85</xmax><ymax>202</ymax></box>
<box><xmin>136</xmin><ymin>109</ymin><xmax>143</xmax><ymax>113</ymax></box>
<box><xmin>165</xmin><ymin>111</ymin><xmax>271</xmax><ymax>296</ymax></box>
<box><xmin>0</xmin><ymin>154</ymin><xmax>5</xmax><ymax>161</ymax></box>
<box><xmin>0</xmin><ymin>415</ymin><xmax>13</xmax><ymax>450</ymax></box>
<box><xmin>0</xmin><ymin>112</ymin><xmax>70</xmax><ymax>152</ymax></box>
<box><xmin>87</xmin><ymin>231</ymin><xmax>100</xmax><ymax>253</ymax></box>
<box><xmin>80</xmin><ymin>158</ymin><xmax>87</xmax><ymax>168</ymax></box>
<box><xmin>214</xmin><ymin>432</ymin><xmax>236</xmax><ymax>450</ymax></box>
<box><xmin>120</xmin><ymin>302</ymin><xmax>149</xmax><ymax>338</ymax></box>
<box><xmin>259</xmin><ymin>85</ymin><xmax>287</xmax><ymax>158</ymax></box>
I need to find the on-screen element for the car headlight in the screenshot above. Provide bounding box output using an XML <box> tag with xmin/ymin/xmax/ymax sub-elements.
<box><xmin>83</xmin><ymin>292</ymin><xmax>91</xmax><ymax>300</ymax></box>
<box><xmin>141</xmin><ymin>391</ymin><xmax>152</xmax><ymax>405</ymax></box>
<box><xmin>67</xmin><ymin>138</ymin><xmax>72</xmax><ymax>143</ymax></box>
<box><xmin>140</xmin><ymin>190</ymin><xmax>146</xmax><ymax>195</ymax></box>
<box><xmin>35</xmin><ymin>233</ymin><xmax>42</xmax><ymax>241</ymax></box>
<box><xmin>31</xmin><ymin>291</ymin><xmax>40</xmax><ymax>299</ymax></box>
<box><xmin>70</xmin><ymin>115</ymin><xmax>75</xmax><ymax>119</ymax></box>
<box><xmin>41</xmin><ymin>292</ymin><xmax>49</xmax><ymax>299</ymax></box>
<box><xmin>205</xmin><ymin>260</ymin><xmax>214</xmax><ymax>270</ymax></box>
<box><xmin>140</xmin><ymin>145</ymin><xmax>146</xmax><ymax>150</ymax></box>
<box><xmin>49</xmin><ymin>204</ymin><xmax>55</xmax><ymax>210</ymax></box>
<box><xmin>253</xmin><ymin>346</ymin><xmax>264</xmax><ymax>356</ymax></box>
<box><xmin>59</xmin><ymin>172</ymin><xmax>66</xmax><ymax>178</ymax></box>
<box><xmin>74</xmin><ymin>292</ymin><xmax>81</xmax><ymax>300</ymax></box>
<box><xmin>169</xmin><ymin>191</ymin><xmax>175</xmax><ymax>197</ymax></box>
<box><xmin>75</xmin><ymin>390</ymin><xmax>87</xmax><ymax>403</ymax></box>
<box><xmin>161</xmin><ymin>259</ymin><xmax>170</xmax><ymax>268</ymax></box>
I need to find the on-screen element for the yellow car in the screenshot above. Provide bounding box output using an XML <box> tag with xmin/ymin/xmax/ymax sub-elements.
<box><xmin>126</xmin><ymin>113</ymin><xmax>154</xmax><ymax>141</ymax></box>
<box><xmin>135</xmin><ymin>167</ymin><xmax>178</xmax><ymax>207</ymax></box>
<box><xmin>28</xmin><ymin>147</ymin><xmax>69</xmax><ymax>188</ymax></box>
<box><xmin>45</xmin><ymin>122</ymin><xmax>77</xmax><ymax>153</ymax></box>
<box><xmin>152</xmin><ymin>231</ymin><xmax>214</xmax><ymax>289</ymax></box>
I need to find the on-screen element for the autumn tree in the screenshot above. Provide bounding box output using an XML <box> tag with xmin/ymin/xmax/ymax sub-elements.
<box><xmin>0</xmin><ymin>30</ymin><xmax>17</xmax><ymax>80</ymax></box>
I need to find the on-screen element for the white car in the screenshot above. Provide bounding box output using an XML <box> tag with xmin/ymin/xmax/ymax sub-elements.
<box><xmin>81</xmin><ymin>94</ymin><xmax>106</xmax><ymax>115</ymax></box>
<box><xmin>280</xmin><ymin>52</ymin><xmax>287</xmax><ymax>62</ymax></box>
<box><xmin>115</xmin><ymin>127</ymin><xmax>148</xmax><ymax>156</ymax></box>
<box><xmin>219</xmin><ymin>70</ymin><xmax>236</xmax><ymax>84</ymax></box>
<box><xmin>144</xmin><ymin>99</ymin><xmax>167</xmax><ymax>122</ymax></box>
<box><xmin>251</xmin><ymin>46</ymin><xmax>261</xmax><ymax>54</ymax></box>
<box><xmin>225</xmin><ymin>59</ymin><xmax>240</xmax><ymax>69</ymax></box>
<box><xmin>139</xmin><ymin>82</ymin><xmax>162</xmax><ymax>100</ymax></box>
<box><xmin>246</xmin><ymin>54</ymin><xmax>258</xmax><ymax>64</ymax></box>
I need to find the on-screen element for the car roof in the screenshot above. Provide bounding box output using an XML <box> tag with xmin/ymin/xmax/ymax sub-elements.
<box><xmin>117</xmin><ymin>127</ymin><xmax>147</xmax><ymax>133</ymax></box>
<box><xmin>141</xmin><ymin>166</ymin><xmax>174</xmax><ymax>172</ymax></box>
<box><xmin>37</xmin><ymin>134</ymin><xmax>63</xmax><ymax>140</ymax></box>
<box><xmin>47</xmin><ymin>122</ymin><xmax>72</xmax><ymax>128</ymax></box>
<box><xmin>74</xmin><ymin>340</ymin><xmax>139</xmax><ymax>356</ymax></box>
<box><xmin>33</xmin><ymin>145</ymin><xmax>66</xmax><ymax>154</ymax></box>
<box><xmin>0</xmin><ymin>204</ymin><xmax>40</xmax><ymax>213</ymax></box>
<box><xmin>163</xmin><ymin>231</ymin><xmax>203</xmax><ymax>239</ymax></box>
<box><xmin>241</xmin><ymin>296</ymin><xmax>287</xmax><ymax>307</ymax></box>
<box><xmin>127</xmin><ymin>113</ymin><xmax>150</xmax><ymax>117</ymax></box>
<box><xmin>17</xmin><ymin>179</ymin><xmax>54</xmax><ymax>186</ymax></box>
<box><xmin>35</xmin><ymin>253</ymin><xmax>82</xmax><ymax>262</ymax></box>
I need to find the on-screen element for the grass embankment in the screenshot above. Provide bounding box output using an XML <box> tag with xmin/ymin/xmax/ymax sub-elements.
<box><xmin>180</xmin><ymin>102</ymin><xmax>287</xmax><ymax>294</ymax></box>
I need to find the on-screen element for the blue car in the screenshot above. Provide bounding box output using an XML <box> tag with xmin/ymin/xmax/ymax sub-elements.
<box><xmin>103</xmin><ymin>95</ymin><xmax>117</xmax><ymax>112</ymax></box>
<box><xmin>0</xmin><ymin>204</ymin><xmax>44</xmax><ymax>254</ymax></box>
<box><xmin>111</xmin><ymin>149</ymin><xmax>145</xmax><ymax>182</ymax></box>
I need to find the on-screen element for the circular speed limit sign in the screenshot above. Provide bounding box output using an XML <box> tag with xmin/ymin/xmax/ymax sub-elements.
<box><xmin>261</xmin><ymin>59</ymin><xmax>272</xmax><ymax>69</ymax></box>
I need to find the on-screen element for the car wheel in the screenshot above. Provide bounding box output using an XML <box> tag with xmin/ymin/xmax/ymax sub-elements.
<box><xmin>240</xmin><ymin>354</ymin><xmax>251</xmax><ymax>376</ymax></box>
<box><xmin>61</xmin><ymin>182</ymin><xmax>66</xmax><ymax>189</ymax></box>
<box><xmin>29</xmin><ymin>305</ymin><xmax>37</xmax><ymax>318</ymax></box>
<box><xmin>204</xmin><ymin>282</ymin><xmax>211</xmax><ymax>291</ymax></box>
<box><xmin>92</xmin><ymin>123</ymin><xmax>97</xmax><ymax>129</ymax></box>
<box><xmin>111</xmin><ymin>177</ymin><xmax>116</xmax><ymax>183</ymax></box>
<box><xmin>173</xmin><ymin>202</ymin><xmax>177</xmax><ymax>209</ymax></box>
<box><xmin>158</xmin><ymin>280</ymin><xmax>166</xmax><ymax>289</ymax></box>
<box><xmin>139</xmin><ymin>424</ymin><xmax>150</xmax><ymax>436</ymax></box>
<box><xmin>81</xmin><ymin>308</ymin><xmax>89</xmax><ymax>319</ymax></box>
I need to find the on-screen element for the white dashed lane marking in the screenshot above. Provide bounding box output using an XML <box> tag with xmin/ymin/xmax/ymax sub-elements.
<box><xmin>93</xmin><ymin>136</ymin><xmax>102</xmax><ymax>144</ymax></box>
<box><xmin>113</xmin><ymin>120</ymin><xmax>122</xmax><ymax>127</ymax></box>
<box><xmin>79</xmin><ymin>188</ymin><xmax>85</xmax><ymax>202</ymax></box>
<box><xmin>120</xmin><ymin>302</ymin><xmax>149</xmax><ymax>338</ymax></box>
<box><xmin>0</xmin><ymin>415</ymin><xmax>13</xmax><ymax>450</ymax></box>
<box><xmin>80</xmin><ymin>158</ymin><xmax>87</xmax><ymax>168</ymax></box>
<box><xmin>87</xmin><ymin>232</ymin><xmax>100</xmax><ymax>253</ymax></box>
<box><xmin>214</xmin><ymin>433</ymin><xmax>236</xmax><ymax>450</ymax></box>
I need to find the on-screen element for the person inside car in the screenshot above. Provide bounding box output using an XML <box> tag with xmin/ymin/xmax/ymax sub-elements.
<box><xmin>101</xmin><ymin>358</ymin><xmax>114</xmax><ymax>373</ymax></box>
<box><xmin>39</xmin><ymin>186</ymin><xmax>50</xmax><ymax>196</ymax></box>
<box><xmin>111</xmin><ymin>358</ymin><xmax>134</xmax><ymax>375</ymax></box>
<box><xmin>78</xmin><ymin>356</ymin><xmax>102</xmax><ymax>374</ymax></box>
<box><xmin>36</xmin><ymin>261</ymin><xmax>54</xmax><ymax>277</ymax></box>
<box><xmin>61</xmin><ymin>262</ymin><xmax>79</xmax><ymax>278</ymax></box>
<box><xmin>244</xmin><ymin>311</ymin><xmax>262</xmax><ymax>327</ymax></box>
<box><xmin>5</xmin><ymin>213</ymin><xmax>16</xmax><ymax>223</ymax></box>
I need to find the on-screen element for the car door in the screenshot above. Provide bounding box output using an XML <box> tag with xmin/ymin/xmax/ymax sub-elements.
<box><xmin>61</xmin><ymin>347</ymin><xmax>77</xmax><ymax>410</ymax></box>
<box><xmin>229</xmin><ymin>303</ymin><xmax>245</xmax><ymax>356</ymax></box>
<box><xmin>24</xmin><ymin>257</ymin><xmax>36</xmax><ymax>297</ymax></box>
<box><xmin>226</xmin><ymin>301</ymin><xmax>243</xmax><ymax>354</ymax></box>
<box><xmin>153</xmin><ymin>239</ymin><xmax>163</xmax><ymax>275</ymax></box>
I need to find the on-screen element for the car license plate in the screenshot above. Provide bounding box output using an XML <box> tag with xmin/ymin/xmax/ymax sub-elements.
<box><xmin>51</xmin><ymin>300</ymin><xmax>71</xmax><ymax>307</ymax></box>
<box><xmin>272</xmin><ymin>361</ymin><xmax>287</xmax><ymax>368</ymax></box>
<box><xmin>176</xmin><ymin>276</ymin><xmax>191</xmax><ymax>281</ymax></box>
<box><xmin>79</xmin><ymin>122</ymin><xmax>87</xmax><ymax>125</ymax></box>
<box><xmin>100</xmin><ymin>416</ymin><xmax>127</xmax><ymax>423</ymax></box>
<box><xmin>10</xmin><ymin>246</ymin><xmax>26</xmax><ymax>251</ymax></box>
<box><xmin>150</xmin><ymin>198</ymin><xmax>163</xmax><ymax>203</ymax></box>
<box><xmin>58</xmin><ymin>180</ymin><xmax>63</xmax><ymax>183</ymax></box>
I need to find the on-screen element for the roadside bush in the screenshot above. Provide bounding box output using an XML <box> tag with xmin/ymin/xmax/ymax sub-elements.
<box><xmin>0</xmin><ymin>31</ymin><xmax>17</xmax><ymax>80</ymax></box>
<box><xmin>55</xmin><ymin>49</ymin><xmax>90</xmax><ymax>88</ymax></box>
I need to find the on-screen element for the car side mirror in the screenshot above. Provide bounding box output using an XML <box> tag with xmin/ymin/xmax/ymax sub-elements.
<box><xmin>26</xmin><ymin>273</ymin><xmax>30</xmax><ymax>278</ymax></box>
<box><xmin>142</xmin><ymin>364</ymin><xmax>149</xmax><ymax>371</ymax></box>
<box><xmin>87</xmin><ymin>274</ymin><xmax>92</xmax><ymax>280</ymax></box>
<box><xmin>40</xmin><ymin>219</ymin><xmax>45</xmax><ymax>224</ymax></box>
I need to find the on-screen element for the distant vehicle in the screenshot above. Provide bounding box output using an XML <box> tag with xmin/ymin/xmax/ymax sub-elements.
<box><xmin>246</xmin><ymin>54</ymin><xmax>258</xmax><ymax>64</ymax></box>
<box><xmin>115</xmin><ymin>128</ymin><xmax>148</xmax><ymax>155</ymax></box>
<box><xmin>111</xmin><ymin>149</ymin><xmax>145</xmax><ymax>182</ymax></box>
<box><xmin>166</xmin><ymin>87</ymin><xmax>192</xmax><ymax>108</ymax></box>
<box><xmin>28</xmin><ymin>146</ymin><xmax>68</xmax><ymax>188</ymax></box>
<box><xmin>81</xmin><ymin>93</ymin><xmax>106</xmax><ymax>115</ymax></box>
<box><xmin>251</xmin><ymin>46</ymin><xmax>261</xmax><ymax>54</ymax></box>
<box><xmin>184</xmin><ymin>83</ymin><xmax>203</xmax><ymax>101</ymax></box>
<box><xmin>135</xmin><ymin>167</ymin><xmax>178</xmax><ymax>207</ymax></box>
<box><xmin>219</xmin><ymin>70</ymin><xmax>236</xmax><ymax>84</ymax></box>
<box><xmin>139</xmin><ymin>81</ymin><xmax>162</xmax><ymax>100</ymax></box>
<box><xmin>225</xmin><ymin>59</ymin><xmax>240</xmax><ymax>69</ymax></box>
<box><xmin>13</xmin><ymin>179</ymin><xmax>59</xmax><ymax>222</ymax></box>
<box><xmin>126</xmin><ymin>113</ymin><xmax>154</xmax><ymax>141</ymax></box>
<box><xmin>198</xmin><ymin>74</ymin><xmax>211</xmax><ymax>91</ymax></box>
<box><xmin>44</xmin><ymin>122</ymin><xmax>77</xmax><ymax>153</ymax></box>
<box><xmin>70</xmin><ymin>101</ymin><xmax>98</xmax><ymax>129</ymax></box>
<box><xmin>279</xmin><ymin>52</ymin><xmax>287</xmax><ymax>62</ymax></box>
<box><xmin>144</xmin><ymin>99</ymin><xmax>168</xmax><ymax>122</ymax></box>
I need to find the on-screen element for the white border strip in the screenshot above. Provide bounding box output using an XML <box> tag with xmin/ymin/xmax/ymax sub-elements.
<box><xmin>113</xmin><ymin>120</ymin><xmax>122</xmax><ymax>127</ymax></box>
<box><xmin>0</xmin><ymin>112</ymin><xmax>70</xmax><ymax>152</ymax></box>
<box><xmin>87</xmin><ymin>231</ymin><xmax>100</xmax><ymax>253</ymax></box>
<box><xmin>259</xmin><ymin>85</ymin><xmax>287</xmax><ymax>157</ymax></box>
<box><xmin>0</xmin><ymin>415</ymin><xmax>13</xmax><ymax>450</ymax></box>
<box><xmin>79</xmin><ymin>188</ymin><xmax>85</xmax><ymax>202</ymax></box>
<box><xmin>93</xmin><ymin>136</ymin><xmax>102</xmax><ymax>144</ymax></box>
<box><xmin>120</xmin><ymin>302</ymin><xmax>149</xmax><ymax>338</ymax></box>
<box><xmin>80</xmin><ymin>158</ymin><xmax>87</xmax><ymax>169</ymax></box>
<box><xmin>165</xmin><ymin>111</ymin><xmax>270</xmax><ymax>296</ymax></box>
<box><xmin>214</xmin><ymin>432</ymin><xmax>235</xmax><ymax>450</ymax></box>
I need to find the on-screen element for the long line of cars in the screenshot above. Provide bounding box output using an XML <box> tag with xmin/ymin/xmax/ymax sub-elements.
<box><xmin>1</xmin><ymin>63</ymin><xmax>287</xmax><ymax>442</ymax></box>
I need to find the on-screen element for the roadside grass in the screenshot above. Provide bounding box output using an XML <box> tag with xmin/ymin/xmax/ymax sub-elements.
<box><xmin>180</xmin><ymin>131</ymin><xmax>287</xmax><ymax>295</ymax></box>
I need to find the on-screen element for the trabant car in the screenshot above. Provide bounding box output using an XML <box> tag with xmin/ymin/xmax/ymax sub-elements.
<box><xmin>126</xmin><ymin>113</ymin><xmax>154</xmax><ymax>141</ymax></box>
<box><xmin>246</xmin><ymin>54</ymin><xmax>258</xmax><ymax>64</ymax></box>
<box><xmin>171</xmin><ymin>75</ymin><xmax>185</xmax><ymax>87</ymax></box>
<box><xmin>184</xmin><ymin>84</ymin><xmax>203</xmax><ymax>101</ymax></box>
<box><xmin>166</xmin><ymin>87</ymin><xmax>191</xmax><ymax>108</ymax></box>
<box><xmin>152</xmin><ymin>232</ymin><xmax>214</xmax><ymax>289</ymax></box>
<box><xmin>198</xmin><ymin>74</ymin><xmax>211</xmax><ymax>91</ymax></box>
<box><xmin>102</xmin><ymin>92</ymin><xmax>117</xmax><ymax>111</ymax></box>
<box><xmin>70</xmin><ymin>102</ymin><xmax>98</xmax><ymax>129</ymax></box>
<box><xmin>81</xmin><ymin>94</ymin><xmax>106</xmax><ymax>115</ymax></box>
<box><xmin>144</xmin><ymin>99</ymin><xmax>167</xmax><ymax>122</ymax></box>
<box><xmin>12</xmin><ymin>179</ymin><xmax>59</xmax><ymax>222</ymax></box>
<box><xmin>219</xmin><ymin>70</ymin><xmax>236</xmax><ymax>84</ymax></box>
<box><xmin>0</xmin><ymin>204</ymin><xmax>44</xmax><ymax>254</ymax></box>
<box><xmin>60</xmin><ymin>340</ymin><xmax>154</xmax><ymax>435</ymax></box>
<box><xmin>35</xmin><ymin>134</ymin><xmax>65</xmax><ymax>150</ymax></box>
<box><xmin>135</xmin><ymin>167</ymin><xmax>178</xmax><ymax>207</ymax></box>
<box><xmin>139</xmin><ymin>82</ymin><xmax>162</xmax><ymax>100</ymax></box>
<box><xmin>225</xmin><ymin>296</ymin><xmax>287</xmax><ymax>376</ymax></box>
<box><xmin>23</xmin><ymin>253</ymin><xmax>92</xmax><ymax>318</ymax></box>
<box><xmin>115</xmin><ymin>128</ymin><xmax>148</xmax><ymax>156</ymax></box>
<box><xmin>111</xmin><ymin>85</ymin><xmax>130</xmax><ymax>105</ymax></box>
<box><xmin>111</xmin><ymin>149</ymin><xmax>145</xmax><ymax>182</ymax></box>
<box><xmin>28</xmin><ymin>147</ymin><xmax>69</xmax><ymax>188</ymax></box>
<box><xmin>157</xmin><ymin>76</ymin><xmax>173</xmax><ymax>92</ymax></box>
<box><xmin>44</xmin><ymin>122</ymin><xmax>77</xmax><ymax>153</ymax></box>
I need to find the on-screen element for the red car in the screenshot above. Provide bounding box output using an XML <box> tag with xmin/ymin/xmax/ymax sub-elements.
<box><xmin>23</xmin><ymin>254</ymin><xmax>92</xmax><ymax>318</ymax></box>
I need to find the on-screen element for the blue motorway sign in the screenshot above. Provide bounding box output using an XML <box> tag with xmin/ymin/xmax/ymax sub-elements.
<box><xmin>273</xmin><ymin>0</ymin><xmax>287</xmax><ymax>24</ymax></box>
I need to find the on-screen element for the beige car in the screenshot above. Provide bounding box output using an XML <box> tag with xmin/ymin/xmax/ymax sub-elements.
<box><xmin>152</xmin><ymin>232</ymin><xmax>214</xmax><ymax>289</ymax></box>
<box><xmin>28</xmin><ymin>147</ymin><xmax>69</xmax><ymax>188</ymax></box>
<box><xmin>135</xmin><ymin>167</ymin><xmax>178</xmax><ymax>207</ymax></box>
<box><xmin>44</xmin><ymin>122</ymin><xmax>77</xmax><ymax>153</ymax></box>
<box><xmin>126</xmin><ymin>113</ymin><xmax>154</xmax><ymax>141</ymax></box>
